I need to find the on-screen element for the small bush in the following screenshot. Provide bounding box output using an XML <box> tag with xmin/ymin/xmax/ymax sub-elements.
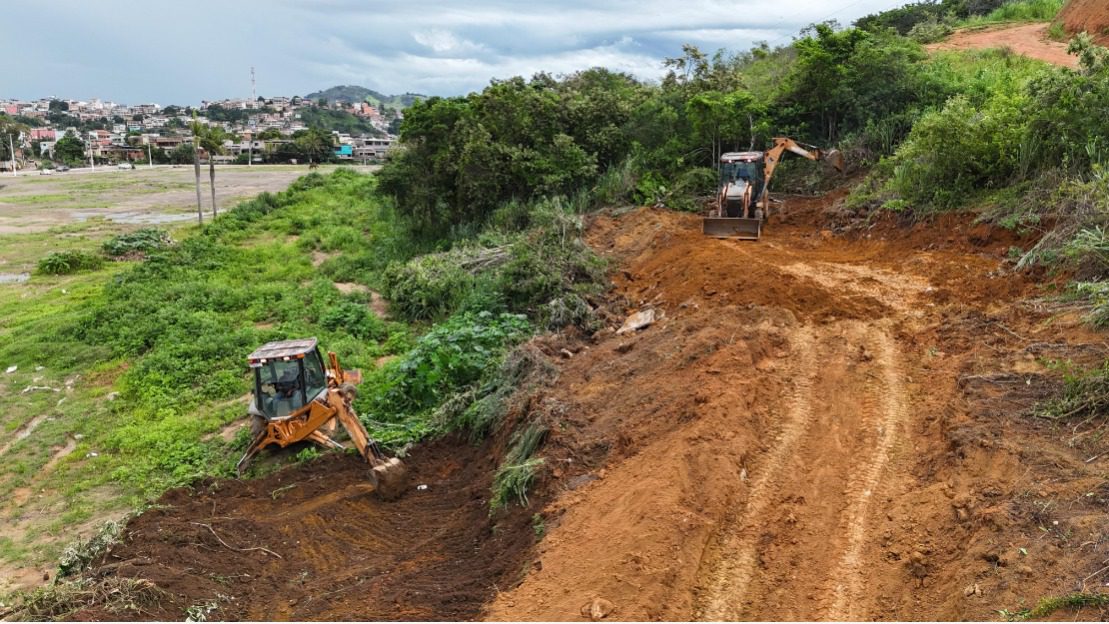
<box><xmin>448</xmin><ymin>344</ymin><xmax>557</xmax><ymax>438</ymax></box>
<box><xmin>359</xmin><ymin>311</ymin><xmax>531</xmax><ymax>427</ymax></box>
<box><xmin>1038</xmin><ymin>359</ymin><xmax>1109</xmax><ymax>419</ymax></box>
<box><xmin>295</xmin><ymin>447</ymin><xmax>321</xmax><ymax>463</ymax></box>
<box><xmin>381</xmin><ymin>247</ymin><xmax>482</xmax><ymax>321</ymax></box>
<box><xmin>36</xmin><ymin>251</ymin><xmax>104</xmax><ymax>275</ymax></box>
<box><xmin>101</xmin><ymin>228</ymin><xmax>171</xmax><ymax>257</ymax></box>
<box><xmin>908</xmin><ymin>19</ymin><xmax>953</xmax><ymax>43</ymax></box>
<box><xmin>980</xmin><ymin>0</ymin><xmax>1064</xmax><ymax>23</ymax></box>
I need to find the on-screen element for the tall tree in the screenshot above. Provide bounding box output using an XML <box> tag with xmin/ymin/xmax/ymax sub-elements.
<box><xmin>294</xmin><ymin>127</ymin><xmax>334</xmax><ymax>165</ymax></box>
<box><xmin>53</xmin><ymin>130</ymin><xmax>85</xmax><ymax>165</ymax></box>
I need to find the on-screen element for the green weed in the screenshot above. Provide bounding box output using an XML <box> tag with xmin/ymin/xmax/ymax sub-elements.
<box><xmin>1002</xmin><ymin>591</ymin><xmax>1109</xmax><ymax>620</ymax></box>
<box><xmin>490</xmin><ymin>422</ymin><xmax>548</xmax><ymax>511</ymax></box>
<box><xmin>295</xmin><ymin>447</ymin><xmax>321</xmax><ymax>464</ymax></box>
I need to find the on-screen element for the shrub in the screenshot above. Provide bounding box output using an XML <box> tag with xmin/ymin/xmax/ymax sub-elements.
<box><xmin>381</xmin><ymin>249</ymin><xmax>480</xmax><ymax>321</ymax></box>
<box><xmin>101</xmin><ymin>228</ymin><xmax>172</xmax><ymax>257</ymax></box>
<box><xmin>36</xmin><ymin>250</ymin><xmax>104</xmax><ymax>275</ymax></box>
<box><xmin>359</xmin><ymin>311</ymin><xmax>531</xmax><ymax>427</ymax></box>
<box><xmin>908</xmin><ymin>19</ymin><xmax>953</xmax><ymax>43</ymax></box>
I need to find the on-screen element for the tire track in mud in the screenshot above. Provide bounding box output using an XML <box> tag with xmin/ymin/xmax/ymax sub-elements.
<box><xmin>695</xmin><ymin>323</ymin><xmax>911</xmax><ymax>621</ymax></box>
<box><xmin>695</xmin><ymin>327</ymin><xmax>818</xmax><ymax>621</ymax></box>
<box><xmin>825</xmin><ymin>326</ymin><xmax>910</xmax><ymax>620</ymax></box>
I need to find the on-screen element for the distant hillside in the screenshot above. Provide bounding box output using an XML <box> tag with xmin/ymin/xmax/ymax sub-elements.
<box><xmin>304</xmin><ymin>85</ymin><xmax>425</xmax><ymax>109</ymax></box>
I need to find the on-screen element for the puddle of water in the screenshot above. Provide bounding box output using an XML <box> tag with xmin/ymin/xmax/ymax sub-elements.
<box><xmin>70</xmin><ymin>210</ymin><xmax>197</xmax><ymax>225</ymax></box>
<box><xmin>0</xmin><ymin>272</ymin><xmax>29</xmax><ymax>284</ymax></box>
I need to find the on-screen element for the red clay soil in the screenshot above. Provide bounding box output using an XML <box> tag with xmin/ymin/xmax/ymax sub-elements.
<box><xmin>73</xmin><ymin>193</ymin><xmax>1109</xmax><ymax>621</ymax></box>
<box><xmin>1059</xmin><ymin>0</ymin><xmax>1109</xmax><ymax>44</ymax></box>
<box><xmin>928</xmin><ymin>23</ymin><xmax>1078</xmax><ymax>67</ymax></box>
<box><xmin>73</xmin><ymin>437</ymin><xmax>540</xmax><ymax>621</ymax></box>
<box><xmin>486</xmin><ymin>198</ymin><xmax>1109</xmax><ymax>620</ymax></box>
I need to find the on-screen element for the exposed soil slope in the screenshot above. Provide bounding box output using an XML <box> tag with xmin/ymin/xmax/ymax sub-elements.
<box><xmin>74</xmin><ymin>194</ymin><xmax>1109</xmax><ymax>621</ymax></box>
<box><xmin>488</xmin><ymin>200</ymin><xmax>1109</xmax><ymax>620</ymax></box>
<box><xmin>1059</xmin><ymin>0</ymin><xmax>1109</xmax><ymax>44</ymax></box>
<box><xmin>929</xmin><ymin>23</ymin><xmax>1077</xmax><ymax>67</ymax></box>
<box><xmin>73</xmin><ymin>437</ymin><xmax>539</xmax><ymax>621</ymax></box>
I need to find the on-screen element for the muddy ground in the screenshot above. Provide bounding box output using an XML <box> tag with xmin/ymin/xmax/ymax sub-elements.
<box><xmin>73</xmin><ymin>193</ymin><xmax>1109</xmax><ymax>621</ymax></box>
<box><xmin>928</xmin><ymin>22</ymin><xmax>1077</xmax><ymax>68</ymax></box>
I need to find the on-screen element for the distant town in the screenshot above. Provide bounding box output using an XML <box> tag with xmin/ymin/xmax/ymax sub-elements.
<box><xmin>0</xmin><ymin>86</ymin><xmax>422</xmax><ymax>171</ymax></box>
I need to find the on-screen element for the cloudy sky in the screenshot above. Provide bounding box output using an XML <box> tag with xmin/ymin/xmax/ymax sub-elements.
<box><xmin>4</xmin><ymin>0</ymin><xmax>907</xmax><ymax>105</ymax></box>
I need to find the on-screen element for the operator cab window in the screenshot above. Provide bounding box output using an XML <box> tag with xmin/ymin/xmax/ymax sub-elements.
<box><xmin>304</xmin><ymin>350</ymin><xmax>327</xmax><ymax>400</ymax></box>
<box><xmin>257</xmin><ymin>360</ymin><xmax>305</xmax><ymax>418</ymax></box>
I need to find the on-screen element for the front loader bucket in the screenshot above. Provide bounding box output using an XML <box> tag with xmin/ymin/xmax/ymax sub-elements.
<box><xmin>369</xmin><ymin>457</ymin><xmax>409</xmax><ymax>501</ymax></box>
<box><xmin>703</xmin><ymin>216</ymin><xmax>761</xmax><ymax>240</ymax></box>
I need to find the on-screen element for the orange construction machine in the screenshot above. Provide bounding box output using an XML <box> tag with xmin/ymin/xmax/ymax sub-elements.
<box><xmin>704</xmin><ymin>137</ymin><xmax>844</xmax><ymax>240</ymax></box>
<box><xmin>236</xmin><ymin>338</ymin><xmax>407</xmax><ymax>498</ymax></box>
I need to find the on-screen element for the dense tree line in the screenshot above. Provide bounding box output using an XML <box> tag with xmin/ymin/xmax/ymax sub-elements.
<box><xmin>378</xmin><ymin>24</ymin><xmax>959</xmax><ymax>235</ymax></box>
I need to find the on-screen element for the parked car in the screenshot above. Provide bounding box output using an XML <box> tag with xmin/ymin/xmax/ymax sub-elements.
<box><xmin>56</xmin><ymin>165</ymin><xmax>70</xmax><ymax>172</ymax></box>
<box><xmin>117</xmin><ymin>162</ymin><xmax>135</xmax><ymax>170</ymax></box>
<box><xmin>39</xmin><ymin>168</ymin><xmax>54</xmax><ymax>175</ymax></box>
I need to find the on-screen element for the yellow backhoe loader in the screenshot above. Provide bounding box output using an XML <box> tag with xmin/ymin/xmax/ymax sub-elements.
<box><xmin>236</xmin><ymin>338</ymin><xmax>407</xmax><ymax>499</ymax></box>
<box><xmin>704</xmin><ymin>137</ymin><xmax>844</xmax><ymax>240</ymax></box>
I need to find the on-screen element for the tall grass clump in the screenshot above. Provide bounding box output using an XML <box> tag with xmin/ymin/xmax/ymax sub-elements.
<box><xmin>490</xmin><ymin>422</ymin><xmax>548</xmax><ymax>511</ymax></box>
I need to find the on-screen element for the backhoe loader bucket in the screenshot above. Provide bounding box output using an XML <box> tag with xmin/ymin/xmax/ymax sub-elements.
<box><xmin>368</xmin><ymin>457</ymin><xmax>408</xmax><ymax>501</ymax></box>
<box><xmin>703</xmin><ymin>216</ymin><xmax>761</xmax><ymax>240</ymax></box>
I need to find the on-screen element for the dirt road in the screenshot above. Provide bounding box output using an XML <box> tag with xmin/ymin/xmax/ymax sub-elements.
<box><xmin>929</xmin><ymin>22</ymin><xmax>1077</xmax><ymax>68</ymax></box>
<box><xmin>75</xmin><ymin>194</ymin><xmax>1109</xmax><ymax>621</ymax></box>
<box><xmin>487</xmin><ymin>201</ymin><xmax>1108</xmax><ymax>620</ymax></box>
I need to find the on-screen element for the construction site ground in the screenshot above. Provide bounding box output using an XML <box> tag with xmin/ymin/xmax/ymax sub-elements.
<box><xmin>76</xmin><ymin>192</ymin><xmax>1109</xmax><ymax>621</ymax></box>
<box><xmin>928</xmin><ymin>22</ymin><xmax>1078</xmax><ymax>68</ymax></box>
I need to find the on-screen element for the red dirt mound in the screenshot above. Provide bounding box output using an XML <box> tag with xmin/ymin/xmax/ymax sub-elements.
<box><xmin>1059</xmin><ymin>0</ymin><xmax>1109</xmax><ymax>44</ymax></box>
<box><xmin>74</xmin><ymin>437</ymin><xmax>539</xmax><ymax>621</ymax></box>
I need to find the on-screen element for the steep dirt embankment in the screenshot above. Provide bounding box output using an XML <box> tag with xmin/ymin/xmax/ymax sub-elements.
<box><xmin>928</xmin><ymin>23</ymin><xmax>1077</xmax><ymax>67</ymax></box>
<box><xmin>488</xmin><ymin>201</ymin><xmax>1109</xmax><ymax>621</ymax></box>
<box><xmin>1059</xmin><ymin>0</ymin><xmax>1109</xmax><ymax>44</ymax></box>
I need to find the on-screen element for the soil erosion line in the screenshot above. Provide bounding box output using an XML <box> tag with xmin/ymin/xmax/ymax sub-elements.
<box><xmin>697</xmin><ymin>326</ymin><xmax>818</xmax><ymax>620</ymax></box>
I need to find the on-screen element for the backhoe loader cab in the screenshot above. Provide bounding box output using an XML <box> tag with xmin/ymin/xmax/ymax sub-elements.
<box><xmin>238</xmin><ymin>338</ymin><xmax>407</xmax><ymax>499</ymax></box>
<box><xmin>248</xmin><ymin>339</ymin><xmax>329</xmax><ymax>420</ymax></box>
<box><xmin>718</xmin><ymin>152</ymin><xmax>765</xmax><ymax>209</ymax></box>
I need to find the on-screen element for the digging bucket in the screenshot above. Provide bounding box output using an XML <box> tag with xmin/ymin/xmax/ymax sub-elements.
<box><xmin>369</xmin><ymin>457</ymin><xmax>409</xmax><ymax>501</ymax></box>
<box><xmin>702</xmin><ymin>216</ymin><xmax>762</xmax><ymax>240</ymax></box>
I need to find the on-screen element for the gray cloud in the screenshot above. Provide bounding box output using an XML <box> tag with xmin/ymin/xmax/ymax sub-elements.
<box><xmin>3</xmin><ymin>0</ymin><xmax>907</xmax><ymax>104</ymax></box>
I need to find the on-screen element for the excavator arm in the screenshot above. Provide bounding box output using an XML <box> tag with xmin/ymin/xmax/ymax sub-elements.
<box><xmin>758</xmin><ymin>137</ymin><xmax>844</xmax><ymax>210</ymax></box>
<box><xmin>327</xmin><ymin>352</ymin><xmax>408</xmax><ymax>499</ymax></box>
